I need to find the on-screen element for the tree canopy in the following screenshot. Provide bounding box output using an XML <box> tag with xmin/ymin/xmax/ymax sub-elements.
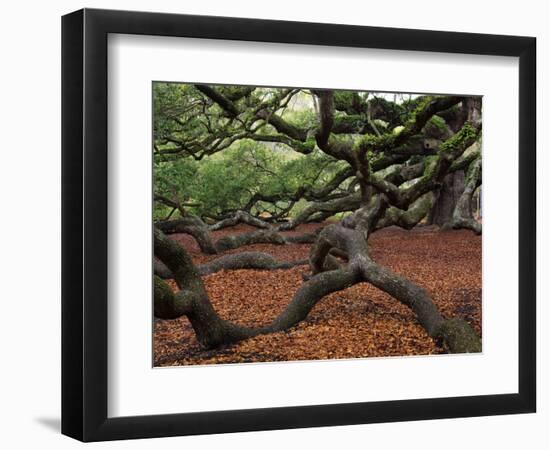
<box><xmin>153</xmin><ymin>84</ymin><xmax>481</xmax><ymax>234</ymax></box>
<box><xmin>153</xmin><ymin>83</ymin><xmax>482</xmax><ymax>355</ymax></box>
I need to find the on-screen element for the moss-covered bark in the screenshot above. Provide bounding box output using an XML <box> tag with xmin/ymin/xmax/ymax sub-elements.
<box><xmin>214</xmin><ymin>229</ymin><xmax>287</xmax><ymax>252</ymax></box>
<box><xmin>153</xmin><ymin>90</ymin><xmax>484</xmax><ymax>355</ymax></box>
<box><xmin>154</xmin><ymin>218</ymin><xmax>481</xmax><ymax>354</ymax></box>
<box><xmin>198</xmin><ymin>252</ymin><xmax>306</xmax><ymax>276</ymax></box>
<box><xmin>428</xmin><ymin>171</ymin><xmax>465</xmax><ymax>227</ymax></box>
<box><xmin>208</xmin><ymin>210</ymin><xmax>272</xmax><ymax>231</ymax></box>
<box><xmin>310</xmin><ymin>224</ymin><xmax>481</xmax><ymax>352</ymax></box>
<box><xmin>452</xmin><ymin>158</ymin><xmax>482</xmax><ymax>234</ymax></box>
<box><xmin>435</xmin><ymin>318</ymin><xmax>482</xmax><ymax>353</ymax></box>
<box><xmin>156</xmin><ymin>216</ymin><xmax>217</xmax><ymax>254</ymax></box>
<box><xmin>154</xmin><ymin>229</ymin><xmax>367</xmax><ymax>348</ymax></box>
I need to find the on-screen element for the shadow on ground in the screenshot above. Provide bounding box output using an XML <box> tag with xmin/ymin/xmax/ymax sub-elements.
<box><xmin>35</xmin><ymin>417</ymin><xmax>61</xmax><ymax>433</ymax></box>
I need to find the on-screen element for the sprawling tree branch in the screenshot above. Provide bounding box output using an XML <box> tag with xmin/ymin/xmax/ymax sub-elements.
<box><xmin>155</xmin><ymin>251</ymin><xmax>308</xmax><ymax>279</ymax></box>
<box><xmin>154</xmin><ymin>228</ymin><xmax>361</xmax><ymax>347</ymax></box>
<box><xmin>154</xmin><ymin>225</ymin><xmax>480</xmax><ymax>353</ymax></box>
<box><xmin>153</xmin><ymin>86</ymin><xmax>483</xmax><ymax>356</ymax></box>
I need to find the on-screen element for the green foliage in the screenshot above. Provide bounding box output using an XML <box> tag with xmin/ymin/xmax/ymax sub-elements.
<box><xmin>152</xmin><ymin>83</ymin><xmax>478</xmax><ymax>223</ymax></box>
<box><xmin>154</xmin><ymin>138</ymin><xmax>344</xmax><ymax>219</ymax></box>
<box><xmin>282</xmin><ymin>110</ymin><xmax>315</xmax><ymax>130</ymax></box>
<box><xmin>422</xmin><ymin>155</ymin><xmax>439</xmax><ymax>178</ymax></box>
<box><xmin>356</xmin><ymin>133</ymin><xmax>396</xmax><ymax>150</ymax></box>
<box><xmin>333</xmin><ymin>90</ymin><xmax>359</xmax><ymax>111</ymax></box>
<box><xmin>368</xmin><ymin>96</ymin><xmax>406</xmax><ymax>126</ymax></box>
<box><xmin>153</xmin><ymin>82</ymin><xmax>203</xmax><ymax>142</ymax></box>
<box><xmin>427</xmin><ymin>114</ymin><xmax>447</xmax><ymax>132</ymax></box>
<box><xmin>400</xmin><ymin>96</ymin><xmax>428</xmax><ymax>113</ymax></box>
<box><xmin>440</xmin><ymin>123</ymin><xmax>478</xmax><ymax>156</ymax></box>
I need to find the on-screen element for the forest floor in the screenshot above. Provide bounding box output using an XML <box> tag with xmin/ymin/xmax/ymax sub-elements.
<box><xmin>154</xmin><ymin>222</ymin><xmax>482</xmax><ymax>366</ymax></box>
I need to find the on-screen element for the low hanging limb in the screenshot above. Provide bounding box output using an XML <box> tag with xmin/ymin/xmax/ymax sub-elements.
<box><xmin>207</xmin><ymin>210</ymin><xmax>272</xmax><ymax>231</ymax></box>
<box><xmin>310</xmin><ymin>224</ymin><xmax>480</xmax><ymax>353</ymax></box>
<box><xmin>156</xmin><ymin>216</ymin><xmax>218</xmax><ymax>254</ymax></box>
<box><xmin>155</xmin><ymin>251</ymin><xmax>308</xmax><ymax>279</ymax></box>
<box><xmin>213</xmin><ymin>229</ymin><xmax>287</xmax><ymax>252</ymax></box>
<box><xmin>154</xmin><ymin>227</ymin><xmax>480</xmax><ymax>353</ymax></box>
<box><xmin>157</xmin><ymin>215</ymin><xmax>318</xmax><ymax>254</ymax></box>
<box><xmin>154</xmin><ymin>228</ymin><xmax>359</xmax><ymax>348</ymax></box>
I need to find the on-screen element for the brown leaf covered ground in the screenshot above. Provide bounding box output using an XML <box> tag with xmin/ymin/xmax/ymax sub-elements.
<box><xmin>154</xmin><ymin>223</ymin><xmax>481</xmax><ymax>366</ymax></box>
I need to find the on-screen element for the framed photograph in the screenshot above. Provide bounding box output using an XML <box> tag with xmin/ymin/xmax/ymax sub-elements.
<box><xmin>62</xmin><ymin>8</ymin><xmax>536</xmax><ymax>442</ymax></box>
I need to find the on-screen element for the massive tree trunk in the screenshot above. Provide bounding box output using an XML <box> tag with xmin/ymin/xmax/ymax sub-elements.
<box><xmin>452</xmin><ymin>158</ymin><xmax>482</xmax><ymax>234</ymax></box>
<box><xmin>428</xmin><ymin>170</ymin><xmax>465</xmax><ymax>227</ymax></box>
<box><xmin>153</xmin><ymin>89</ymin><xmax>484</xmax><ymax>357</ymax></box>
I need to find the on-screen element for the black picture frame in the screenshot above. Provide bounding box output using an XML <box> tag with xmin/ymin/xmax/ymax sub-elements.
<box><xmin>61</xmin><ymin>8</ymin><xmax>536</xmax><ymax>442</ymax></box>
